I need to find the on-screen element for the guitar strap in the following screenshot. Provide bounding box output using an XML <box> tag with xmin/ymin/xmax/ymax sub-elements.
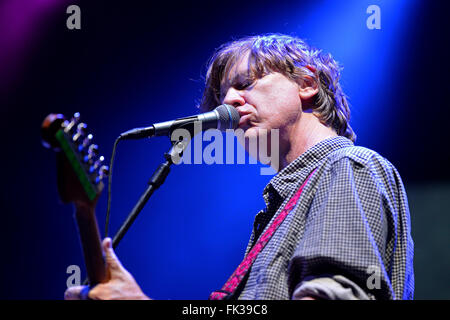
<box><xmin>209</xmin><ymin>169</ymin><xmax>316</xmax><ymax>300</ymax></box>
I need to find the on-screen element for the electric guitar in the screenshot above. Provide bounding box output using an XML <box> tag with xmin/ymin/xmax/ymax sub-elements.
<box><xmin>41</xmin><ymin>112</ymin><xmax>109</xmax><ymax>286</ymax></box>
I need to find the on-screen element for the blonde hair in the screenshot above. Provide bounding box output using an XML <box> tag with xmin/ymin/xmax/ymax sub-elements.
<box><xmin>198</xmin><ymin>33</ymin><xmax>356</xmax><ymax>142</ymax></box>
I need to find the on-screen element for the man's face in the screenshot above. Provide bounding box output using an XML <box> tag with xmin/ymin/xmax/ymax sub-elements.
<box><xmin>220</xmin><ymin>52</ymin><xmax>304</xmax><ymax>157</ymax></box>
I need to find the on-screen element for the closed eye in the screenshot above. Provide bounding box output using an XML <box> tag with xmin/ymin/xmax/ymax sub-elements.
<box><xmin>233</xmin><ymin>79</ymin><xmax>254</xmax><ymax>90</ymax></box>
<box><xmin>219</xmin><ymin>74</ymin><xmax>255</xmax><ymax>101</ymax></box>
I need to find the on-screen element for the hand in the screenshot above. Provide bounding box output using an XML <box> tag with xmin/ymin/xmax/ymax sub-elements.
<box><xmin>64</xmin><ymin>238</ymin><xmax>151</xmax><ymax>300</ymax></box>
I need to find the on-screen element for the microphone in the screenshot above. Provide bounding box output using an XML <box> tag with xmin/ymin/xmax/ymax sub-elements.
<box><xmin>119</xmin><ymin>104</ymin><xmax>240</xmax><ymax>140</ymax></box>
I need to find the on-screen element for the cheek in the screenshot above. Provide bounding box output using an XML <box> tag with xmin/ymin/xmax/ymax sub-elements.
<box><xmin>275</xmin><ymin>84</ymin><xmax>302</xmax><ymax>110</ymax></box>
<box><xmin>257</xmin><ymin>95</ymin><xmax>302</xmax><ymax>127</ymax></box>
<box><xmin>253</xmin><ymin>82</ymin><xmax>301</xmax><ymax>116</ymax></box>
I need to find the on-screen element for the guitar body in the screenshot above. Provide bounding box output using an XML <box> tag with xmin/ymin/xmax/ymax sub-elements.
<box><xmin>42</xmin><ymin>113</ymin><xmax>109</xmax><ymax>286</ymax></box>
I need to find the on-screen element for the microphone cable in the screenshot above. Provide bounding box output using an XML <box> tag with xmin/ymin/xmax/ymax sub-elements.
<box><xmin>104</xmin><ymin>135</ymin><xmax>123</xmax><ymax>239</ymax></box>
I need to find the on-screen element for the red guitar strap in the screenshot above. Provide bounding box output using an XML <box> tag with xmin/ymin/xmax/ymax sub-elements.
<box><xmin>209</xmin><ymin>169</ymin><xmax>316</xmax><ymax>300</ymax></box>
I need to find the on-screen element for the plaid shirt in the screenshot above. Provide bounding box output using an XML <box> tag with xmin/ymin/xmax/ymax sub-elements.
<box><xmin>236</xmin><ymin>136</ymin><xmax>414</xmax><ymax>300</ymax></box>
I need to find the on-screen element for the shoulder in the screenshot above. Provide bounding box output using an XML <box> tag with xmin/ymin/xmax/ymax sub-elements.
<box><xmin>320</xmin><ymin>145</ymin><xmax>405</xmax><ymax>195</ymax></box>
<box><xmin>326</xmin><ymin>145</ymin><xmax>384</xmax><ymax>166</ymax></box>
<box><xmin>324</xmin><ymin>145</ymin><xmax>396</xmax><ymax>174</ymax></box>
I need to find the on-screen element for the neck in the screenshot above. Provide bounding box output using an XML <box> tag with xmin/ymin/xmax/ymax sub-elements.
<box><xmin>278</xmin><ymin>113</ymin><xmax>338</xmax><ymax>171</ymax></box>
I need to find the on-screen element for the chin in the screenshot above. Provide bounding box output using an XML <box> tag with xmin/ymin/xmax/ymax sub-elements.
<box><xmin>236</xmin><ymin>127</ymin><xmax>272</xmax><ymax>160</ymax></box>
<box><xmin>235</xmin><ymin>127</ymin><xmax>258</xmax><ymax>145</ymax></box>
<box><xmin>243</xmin><ymin>127</ymin><xmax>260</xmax><ymax>139</ymax></box>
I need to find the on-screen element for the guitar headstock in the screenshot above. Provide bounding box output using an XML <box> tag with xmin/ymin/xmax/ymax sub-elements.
<box><xmin>42</xmin><ymin>113</ymin><xmax>109</xmax><ymax>209</ymax></box>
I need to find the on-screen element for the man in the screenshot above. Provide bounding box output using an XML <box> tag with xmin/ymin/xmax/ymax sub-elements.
<box><xmin>65</xmin><ymin>34</ymin><xmax>414</xmax><ymax>300</ymax></box>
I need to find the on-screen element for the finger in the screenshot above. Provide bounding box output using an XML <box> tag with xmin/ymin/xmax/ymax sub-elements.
<box><xmin>102</xmin><ymin>237</ymin><xmax>125</xmax><ymax>274</ymax></box>
<box><xmin>64</xmin><ymin>285</ymin><xmax>88</xmax><ymax>300</ymax></box>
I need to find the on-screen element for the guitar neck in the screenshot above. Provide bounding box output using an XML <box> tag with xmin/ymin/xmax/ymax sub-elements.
<box><xmin>74</xmin><ymin>204</ymin><xmax>107</xmax><ymax>285</ymax></box>
<box><xmin>41</xmin><ymin>113</ymin><xmax>109</xmax><ymax>287</ymax></box>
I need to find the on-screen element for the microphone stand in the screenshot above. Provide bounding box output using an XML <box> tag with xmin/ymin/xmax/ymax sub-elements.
<box><xmin>81</xmin><ymin>138</ymin><xmax>188</xmax><ymax>286</ymax></box>
<box><xmin>111</xmin><ymin>138</ymin><xmax>187</xmax><ymax>249</ymax></box>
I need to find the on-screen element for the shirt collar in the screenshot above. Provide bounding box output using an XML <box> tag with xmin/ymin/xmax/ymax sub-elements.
<box><xmin>264</xmin><ymin>136</ymin><xmax>354</xmax><ymax>200</ymax></box>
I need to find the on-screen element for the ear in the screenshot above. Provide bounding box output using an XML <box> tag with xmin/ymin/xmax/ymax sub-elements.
<box><xmin>298</xmin><ymin>75</ymin><xmax>319</xmax><ymax>101</ymax></box>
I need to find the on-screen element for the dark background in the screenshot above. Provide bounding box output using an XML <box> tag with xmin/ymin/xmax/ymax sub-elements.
<box><xmin>1</xmin><ymin>0</ymin><xmax>449</xmax><ymax>299</ymax></box>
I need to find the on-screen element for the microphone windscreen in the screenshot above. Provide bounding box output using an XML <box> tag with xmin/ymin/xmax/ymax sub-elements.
<box><xmin>215</xmin><ymin>104</ymin><xmax>240</xmax><ymax>131</ymax></box>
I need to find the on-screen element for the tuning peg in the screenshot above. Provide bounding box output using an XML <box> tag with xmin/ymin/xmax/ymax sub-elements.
<box><xmin>100</xmin><ymin>165</ymin><xmax>109</xmax><ymax>176</ymax></box>
<box><xmin>78</xmin><ymin>122</ymin><xmax>87</xmax><ymax>134</ymax></box>
<box><xmin>61</xmin><ymin>120</ymin><xmax>70</xmax><ymax>130</ymax></box>
<box><xmin>83</xmin><ymin>144</ymin><xmax>98</xmax><ymax>163</ymax></box>
<box><xmin>78</xmin><ymin>133</ymin><xmax>93</xmax><ymax>152</ymax></box>
<box><xmin>88</xmin><ymin>143</ymin><xmax>99</xmax><ymax>155</ymax></box>
<box><xmin>72</xmin><ymin>123</ymin><xmax>87</xmax><ymax>143</ymax></box>
<box><xmin>64</xmin><ymin>112</ymin><xmax>81</xmax><ymax>134</ymax></box>
<box><xmin>95</xmin><ymin>165</ymin><xmax>109</xmax><ymax>183</ymax></box>
<box><xmin>90</xmin><ymin>155</ymin><xmax>104</xmax><ymax>173</ymax></box>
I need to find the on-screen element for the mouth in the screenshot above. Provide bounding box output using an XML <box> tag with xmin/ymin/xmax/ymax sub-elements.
<box><xmin>238</xmin><ymin>114</ymin><xmax>252</xmax><ymax>129</ymax></box>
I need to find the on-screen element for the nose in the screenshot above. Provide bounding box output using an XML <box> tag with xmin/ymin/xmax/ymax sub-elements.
<box><xmin>222</xmin><ymin>87</ymin><xmax>245</xmax><ymax>108</ymax></box>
